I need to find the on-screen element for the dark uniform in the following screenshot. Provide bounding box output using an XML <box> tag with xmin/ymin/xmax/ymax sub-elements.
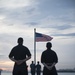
<box><xmin>30</xmin><ymin>62</ymin><xmax>36</xmax><ymax>75</ymax></box>
<box><xmin>41</xmin><ymin>49</ymin><xmax>58</xmax><ymax>75</ymax></box>
<box><xmin>9</xmin><ymin>44</ymin><xmax>31</xmax><ymax>75</ymax></box>
<box><xmin>0</xmin><ymin>69</ymin><xmax>2</xmax><ymax>75</ymax></box>
<box><xmin>36</xmin><ymin>62</ymin><xmax>41</xmax><ymax>75</ymax></box>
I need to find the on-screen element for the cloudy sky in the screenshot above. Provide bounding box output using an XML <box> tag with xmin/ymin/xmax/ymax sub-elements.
<box><xmin>0</xmin><ymin>0</ymin><xmax>75</xmax><ymax>71</ymax></box>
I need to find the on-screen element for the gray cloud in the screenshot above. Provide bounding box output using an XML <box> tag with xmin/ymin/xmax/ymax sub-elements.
<box><xmin>0</xmin><ymin>0</ymin><xmax>75</xmax><ymax>28</ymax></box>
<box><xmin>50</xmin><ymin>24</ymin><xmax>74</xmax><ymax>30</ymax></box>
<box><xmin>37</xmin><ymin>0</ymin><xmax>75</xmax><ymax>15</ymax></box>
<box><xmin>0</xmin><ymin>6</ymin><xmax>39</xmax><ymax>26</ymax></box>
<box><xmin>38</xmin><ymin>0</ymin><xmax>75</xmax><ymax>11</ymax></box>
<box><xmin>52</xmin><ymin>33</ymin><xmax>75</xmax><ymax>37</ymax></box>
<box><xmin>25</xmin><ymin>22</ymin><xmax>39</xmax><ymax>25</ymax></box>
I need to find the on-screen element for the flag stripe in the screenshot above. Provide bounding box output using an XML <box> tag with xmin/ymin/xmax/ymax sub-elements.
<box><xmin>35</xmin><ymin>32</ymin><xmax>53</xmax><ymax>42</ymax></box>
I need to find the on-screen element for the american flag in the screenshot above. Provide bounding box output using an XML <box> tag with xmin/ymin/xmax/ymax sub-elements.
<box><xmin>35</xmin><ymin>32</ymin><xmax>53</xmax><ymax>42</ymax></box>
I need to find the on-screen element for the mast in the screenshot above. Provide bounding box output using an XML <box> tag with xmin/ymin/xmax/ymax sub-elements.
<box><xmin>34</xmin><ymin>28</ymin><xmax>36</xmax><ymax>64</ymax></box>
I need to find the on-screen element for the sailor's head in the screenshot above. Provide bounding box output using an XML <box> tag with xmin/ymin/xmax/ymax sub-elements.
<box><xmin>46</xmin><ymin>42</ymin><xmax>52</xmax><ymax>49</ymax></box>
<box><xmin>17</xmin><ymin>37</ymin><xmax>23</xmax><ymax>45</ymax></box>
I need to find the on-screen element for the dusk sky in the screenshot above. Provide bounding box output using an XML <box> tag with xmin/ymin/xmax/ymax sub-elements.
<box><xmin>0</xmin><ymin>0</ymin><xmax>75</xmax><ymax>71</ymax></box>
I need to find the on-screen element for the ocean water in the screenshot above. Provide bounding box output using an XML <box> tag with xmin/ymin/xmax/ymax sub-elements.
<box><xmin>1</xmin><ymin>72</ymin><xmax>75</xmax><ymax>75</ymax></box>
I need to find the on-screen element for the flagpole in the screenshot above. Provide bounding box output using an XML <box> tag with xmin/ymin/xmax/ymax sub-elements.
<box><xmin>34</xmin><ymin>28</ymin><xmax>36</xmax><ymax>65</ymax></box>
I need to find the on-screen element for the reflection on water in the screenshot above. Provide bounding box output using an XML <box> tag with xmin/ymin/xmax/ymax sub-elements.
<box><xmin>1</xmin><ymin>72</ymin><xmax>75</xmax><ymax>75</ymax></box>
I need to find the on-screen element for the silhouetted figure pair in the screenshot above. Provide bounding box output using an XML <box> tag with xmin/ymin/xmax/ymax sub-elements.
<box><xmin>30</xmin><ymin>61</ymin><xmax>41</xmax><ymax>75</ymax></box>
<box><xmin>9</xmin><ymin>37</ymin><xmax>31</xmax><ymax>75</ymax></box>
<box><xmin>9</xmin><ymin>37</ymin><xmax>58</xmax><ymax>75</ymax></box>
<box><xmin>41</xmin><ymin>42</ymin><xmax>58</xmax><ymax>75</ymax></box>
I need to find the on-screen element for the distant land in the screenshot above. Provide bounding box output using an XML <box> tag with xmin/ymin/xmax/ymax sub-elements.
<box><xmin>1</xmin><ymin>68</ymin><xmax>75</xmax><ymax>73</ymax></box>
<box><xmin>57</xmin><ymin>68</ymin><xmax>75</xmax><ymax>73</ymax></box>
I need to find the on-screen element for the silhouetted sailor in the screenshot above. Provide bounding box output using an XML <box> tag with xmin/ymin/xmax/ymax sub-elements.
<box><xmin>0</xmin><ymin>69</ymin><xmax>2</xmax><ymax>75</ymax></box>
<box><xmin>30</xmin><ymin>61</ymin><xmax>36</xmax><ymax>75</ymax></box>
<box><xmin>9</xmin><ymin>37</ymin><xmax>31</xmax><ymax>75</ymax></box>
<box><xmin>36</xmin><ymin>61</ymin><xmax>41</xmax><ymax>75</ymax></box>
<box><xmin>41</xmin><ymin>42</ymin><xmax>58</xmax><ymax>75</ymax></box>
